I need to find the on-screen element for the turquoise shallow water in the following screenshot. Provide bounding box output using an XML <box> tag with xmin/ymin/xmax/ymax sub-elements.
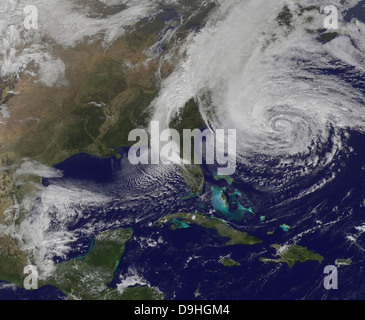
<box><xmin>210</xmin><ymin>185</ymin><xmax>254</xmax><ymax>223</ymax></box>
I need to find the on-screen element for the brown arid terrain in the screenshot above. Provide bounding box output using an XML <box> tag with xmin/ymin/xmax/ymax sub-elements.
<box><xmin>0</xmin><ymin>3</ymin><xmax>207</xmax><ymax>288</ymax></box>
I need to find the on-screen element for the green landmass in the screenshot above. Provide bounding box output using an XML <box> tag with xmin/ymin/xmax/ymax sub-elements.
<box><xmin>156</xmin><ymin>212</ymin><xmax>262</xmax><ymax>246</ymax></box>
<box><xmin>270</xmin><ymin>5</ymin><xmax>339</xmax><ymax>45</ymax></box>
<box><xmin>259</xmin><ymin>244</ymin><xmax>324</xmax><ymax>268</ymax></box>
<box><xmin>170</xmin><ymin>98</ymin><xmax>206</xmax><ymax>195</ymax></box>
<box><xmin>41</xmin><ymin>227</ymin><xmax>162</xmax><ymax>300</ymax></box>
<box><xmin>0</xmin><ymin>235</ymin><xmax>28</xmax><ymax>287</ymax></box>
<box><xmin>0</xmin><ymin>2</ymin><xmax>217</xmax><ymax>291</ymax></box>
<box><xmin>214</xmin><ymin>174</ymin><xmax>234</xmax><ymax>186</ymax></box>
<box><xmin>102</xmin><ymin>285</ymin><xmax>164</xmax><ymax>300</ymax></box>
<box><xmin>119</xmin><ymin>285</ymin><xmax>164</xmax><ymax>300</ymax></box>
<box><xmin>298</xmin><ymin>5</ymin><xmax>320</xmax><ymax>16</ymax></box>
<box><xmin>335</xmin><ymin>259</ymin><xmax>352</xmax><ymax>266</ymax></box>
<box><xmin>219</xmin><ymin>258</ymin><xmax>240</xmax><ymax>267</ymax></box>
<box><xmin>276</xmin><ymin>5</ymin><xmax>293</xmax><ymax>31</ymax></box>
<box><xmin>43</xmin><ymin>227</ymin><xmax>132</xmax><ymax>299</ymax></box>
<box><xmin>0</xmin><ymin>26</ymin><xmax>167</xmax><ymax>286</ymax></box>
<box><xmin>320</xmin><ymin>32</ymin><xmax>339</xmax><ymax>43</ymax></box>
<box><xmin>179</xmin><ymin>164</ymin><xmax>204</xmax><ymax>196</ymax></box>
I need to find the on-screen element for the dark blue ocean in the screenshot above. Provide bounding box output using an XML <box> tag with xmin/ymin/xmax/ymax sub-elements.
<box><xmin>1</xmin><ymin>127</ymin><xmax>365</xmax><ymax>300</ymax></box>
<box><xmin>2</xmin><ymin>4</ymin><xmax>365</xmax><ymax>300</ymax></box>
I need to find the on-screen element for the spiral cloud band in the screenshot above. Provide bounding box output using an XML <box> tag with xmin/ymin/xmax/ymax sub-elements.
<box><xmin>150</xmin><ymin>0</ymin><xmax>365</xmax><ymax>193</ymax></box>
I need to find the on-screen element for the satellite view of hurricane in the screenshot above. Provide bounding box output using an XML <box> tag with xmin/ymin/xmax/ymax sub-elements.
<box><xmin>0</xmin><ymin>0</ymin><xmax>365</xmax><ymax>301</ymax></box>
